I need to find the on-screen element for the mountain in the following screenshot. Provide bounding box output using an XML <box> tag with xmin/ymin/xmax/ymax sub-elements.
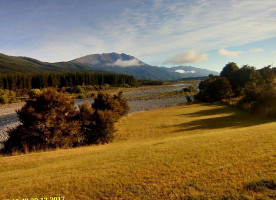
<box><xmin>0</xmin><ymin>52</ymin><xmax>218</xmax><ymax>81</ymax></box>
<box><xmin>72</xmin><ymin>53</ymin><xmax>218</xmax><ymax>80</ymax></box>
<box><xmin>71</xmin><ymin>52</ymin><xmax>146</xmax><ymax>66</ymax></box>
<box><xmin>71</xmin><ymin>52</ymin><xmax>179</xmax><ymax>80</ymax></box>
<box><xmin>0</xmin><ymin>53</ymin><xmax>99</xmax><ymax>74</ymax></box>
<box><xmin>160</xmin><ymin>66</ymin><xmax>219</xmax><ymax>78</ymax></box>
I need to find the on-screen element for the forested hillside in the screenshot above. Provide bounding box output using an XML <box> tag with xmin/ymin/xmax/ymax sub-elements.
<box><xmin>0</xmin><ymin>53</ymin><xmax>97</xmax><ymax>74</ymax></box>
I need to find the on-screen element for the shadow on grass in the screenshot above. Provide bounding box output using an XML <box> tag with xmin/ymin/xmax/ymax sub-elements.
<box><xmin>177</xmin><ymin>103</ymin><xmax>234</xmax><ymax>117</ymax></box>
<box><xmin>165</xmin><ymin>103</ymin><xmax>274</xmax><ymax>132</ymax></box>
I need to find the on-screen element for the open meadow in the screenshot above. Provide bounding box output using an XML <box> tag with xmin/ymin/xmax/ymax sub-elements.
<box><xmin>0</xmin><ymin>104</ymin><xmax>275</xmax><ymax>199</ymax></box>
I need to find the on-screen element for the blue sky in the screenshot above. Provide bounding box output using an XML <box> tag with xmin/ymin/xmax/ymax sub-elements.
<box><xmin>1</xmin><ymin>0</ymin><xmax>276</xmax><ymax>72</ymax></box>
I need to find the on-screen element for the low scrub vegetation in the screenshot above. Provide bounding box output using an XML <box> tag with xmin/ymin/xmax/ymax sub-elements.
<box><xmin>0</xmin><ymin>89</ymin><xmax>16</xmax><ymax>104</ymax></box>
<box><xmin>1</xmin><ymin>88</ymin><xmax>129</xmax><ymax>154</ymax></box>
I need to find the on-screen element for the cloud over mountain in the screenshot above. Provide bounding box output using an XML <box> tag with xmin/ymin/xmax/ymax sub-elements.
<box><xmin>175</xmin><ymin>69</ymin><xmax>195</xmax><ymax>74</ymax></box>
<box><xmin>108</xmin><ymin>59</ymin><xmax>142</xmax><ymax>67</ymax></box>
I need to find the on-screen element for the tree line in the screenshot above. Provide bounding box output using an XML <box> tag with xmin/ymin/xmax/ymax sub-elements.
<box><xmin>0</xmin><ymin>72</ymin><xmax>135</xmax><ymax>90</ymax></box>
<box><xmin>196</xmin><ymin>62</ymin><xmax>276</xmax><ymax>117</ymax></box>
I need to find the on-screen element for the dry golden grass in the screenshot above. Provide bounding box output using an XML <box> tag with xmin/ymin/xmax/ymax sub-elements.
<box><xmin>0</xmin><ymin>104</ymin><xmax>275</xmax><ymax>199</ymax></box>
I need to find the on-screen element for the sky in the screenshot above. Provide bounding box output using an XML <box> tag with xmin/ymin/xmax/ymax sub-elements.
<box><xmin>1</xmin><ymin>0</ymin><xmax>276</xmax><ymax>72</ymax></box>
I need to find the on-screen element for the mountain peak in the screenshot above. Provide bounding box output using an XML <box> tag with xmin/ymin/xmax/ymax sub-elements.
<box><xmin>71</xmin><ymin>52</ymin><xmax>144</xmax><ymax>67</ymax></box>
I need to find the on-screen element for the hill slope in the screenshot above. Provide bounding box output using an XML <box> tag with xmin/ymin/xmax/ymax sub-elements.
<box><xmin>1</xmin><ymin>104</ymin><xmax>275</xmax><ymax>199</ymax></box>
<box><xmin>0</xmin><ymin>53</ymin><xmax>99</xmax><ymax>74</ymax></box>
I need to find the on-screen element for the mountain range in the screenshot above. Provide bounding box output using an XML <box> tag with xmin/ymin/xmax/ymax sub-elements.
<box><xmin>0</xmin><ymin>52</ymin><xmax>218</xmax><ymax>80</ymax></box>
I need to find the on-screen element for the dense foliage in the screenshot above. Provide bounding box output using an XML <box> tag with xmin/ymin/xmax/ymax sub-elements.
<box><xmin>1</xmin><ymin>88</ymin><xmax>129</xmax><ymax>154</ymax></box>
<box><xmin>0</xmin><ymin>72</ymin><xmax>134</xmax><ymax>90</ymax></box>
<box><xmin>93</xmin><ymin>91</ymin><xmax>129</xmax><ymax>119</ymax></box>
<box><xmin>0</xmin><ymin>89</ymin><xmax>16</xmax><ymax>104</ymax></box>
<box><xmin>196</xmin><ymin>62</ymin><xmax>276</xmax><ymax>117</ymax></box>
<box><xmin>79</xmin><ymin>92</ymin><xmax>129</xmax><ymax>144</ymax></box>
<box><xmin>196</xmin><ymin>75</ymin><xmax>233</xmax><ymax>102</ymax></box>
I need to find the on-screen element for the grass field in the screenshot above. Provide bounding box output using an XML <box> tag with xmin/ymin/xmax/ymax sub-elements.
<box><xmin>0</xmin><ymin>104</ymin><xmax>275</xmax><ymax>199</ymax></box>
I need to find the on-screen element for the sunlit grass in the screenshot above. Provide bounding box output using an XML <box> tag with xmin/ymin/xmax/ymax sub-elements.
<box><xmin>1</xmin><ymin>104</ymin><xmax>275</xmax><ymax>199</ymax></box>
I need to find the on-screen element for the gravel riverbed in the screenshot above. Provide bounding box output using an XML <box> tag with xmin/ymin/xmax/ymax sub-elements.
<box><xmin>0</xmin><ymin>96</ymin><xmax>187</xmax><ymax>146</ymax></box>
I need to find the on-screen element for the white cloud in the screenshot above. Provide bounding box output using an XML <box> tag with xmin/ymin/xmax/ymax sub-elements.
<box><xmin>2</xmin><ymin>0</ymin><xmax>276</xmax><ymax>65</ymax></box>
<box><xmin>249</xmin><ymin>48</ymin><xmax>263</xmax><ymax>53</ymax></box>
<box><xmin>164</xmin><ymin>50</ymin><xmax>208</xmax><ymax>64</ymax></box>
<box><xmin>108</xmin><ymin>59</ymin><xmax>142</xmax><ymax>67</ymax></box>
<box><xmin>175</xmin><ymin>70</ymin><xmax>195</xmax><ymax>74</ymax></box>
<box><xmin>218</xmin><ymin>49</ymin><xmax>241</xmax><ymax>58</ymax></box>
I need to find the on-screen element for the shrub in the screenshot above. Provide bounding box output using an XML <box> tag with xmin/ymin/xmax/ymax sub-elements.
<box><xmin>78</xmin><ymin>102</ymin><xmax>116</xmax><ymax>145</ymax></box>
<box><xmin>1</xmin><ymin>89</ymin><xmax>129</xmax><ymax>154</ymax></box>
<box><xmin>8</xmin><ymin>90</ymin><xmax>16</xmax><ymax>103</ymax></box>
<box><xmin>251</xmin><ymin>90</ymin><xmax>276</xmax><ymax>117</ymax></box>
<box><xmin>89</xmin><ymin>110</ymin><xmax>116</xmax><ymax>144</ymax></box>
<box><xmin>77</xmin><ymin>93</ymin><xmax>87</xmax><ymax>99</ymax></box>
<box><xmin>0</xmin><ymin>89</ymin><xmax>9</xmax><ymax>104</ymax></box>
<box><xmin>27</xmin><ymin>89</ymin><xmax>42</xmax><ymax>99</ymax></box>
<box><xmin>79</xmin><ymin>91</ymin><xmax>129</xmax><ymax>144</ymax></box>
<box><xmin>93</xmin><ymin>91</ymin><xmax>129</xmax><ymax>120</ymax></box>
<box><xmin>182</xmin><ymin>85</ymin><xmax>197</xmax><ymax>93</ymax></box>
<box><xmin>196</xmin><ymin>75</ymin><xmax>234</xmax><ymax>102</ymax></box>
<box><xmin>2</xmin><ymin>88</ymin><xmax>82</xmax><ymax>154</ymax></box>
<box><xmin>100</xmin><ymin>84</ymin><xmax>110</xmax><ymax>90</ymax></box>
<box><xmin>0</xmin><ymin>89</ymin><xmax>16</xmax><ymax>104</ymax></box>
<box><xmin>186</xmin><ymin>95</ymin><xmax>193</xmax><ymax>104</ymax></box>
<box><xmin>72</xmin><ymin>85</ymin><xmax>85</xmax><ymax>94</ymax></box>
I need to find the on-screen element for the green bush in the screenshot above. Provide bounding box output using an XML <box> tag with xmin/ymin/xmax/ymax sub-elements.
<box><xmin>65</xmin><ymin>85</ymin><xmax>85</xmax><ymax>94</ymax></box>
<box><xmin>182</xmin><ymin>85</ymin><xmax>197</xmax><ymax>93</ymax></box>
<box><xmin>0</xmin><ymin>89</ymin><xmax>17</xmax><ymax>104</ymax></box>
<box><xmin>77</xmin><ymin>93</ymin><xmax>87</xmax><ymax>99</ymax></box>
<box><xmin>100</xmin><ymin>84</ymin><xmax>110</xmax><ymax>90</ymax></box>
<box><xmin>196</xmin><ymin>75</ymin><xmax>234</xmax><ymax>102</ymax></box>
<box><xmin>27</xmin><ymin>89</ymin><xmax>42</xmax><ymax>99</ymax></box>
<box><xmin>8</xmin><ymin>90</ymin><xmax>16</xmax><ymax>103</ymax></box>
<box><xmin>252</xmin><ymin>90</ymin><xmax>276</xmax><ymax>117</ymax></box>
<box><xmin>0</xmin><ymin>89</ymin><xmax>9</xmax><ymax>104</ymax></box>
<box><xmin>73</xmin><ymin>85</ymin><xmax>85</xmax><ymax>94</ymax></box>
<box><xmin>93</xmin><ymin>91</ymin><xmax>129</xmax><ymax>120</ymax></box>
<box><xmin>78</xmin><ymin>104</ymin><xmax>116</xmax><ymax>144</ymax></box>
<box><xmin>79</xmin><ymin>91</ymin><xmax>129</xmax><ymax>145</ymax></box>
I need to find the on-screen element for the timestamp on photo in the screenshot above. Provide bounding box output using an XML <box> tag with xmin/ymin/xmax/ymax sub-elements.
<box><xmin>3</xmin><ymin>197</ymin><xmax>65</xmax><ymax>200</ymax></box>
